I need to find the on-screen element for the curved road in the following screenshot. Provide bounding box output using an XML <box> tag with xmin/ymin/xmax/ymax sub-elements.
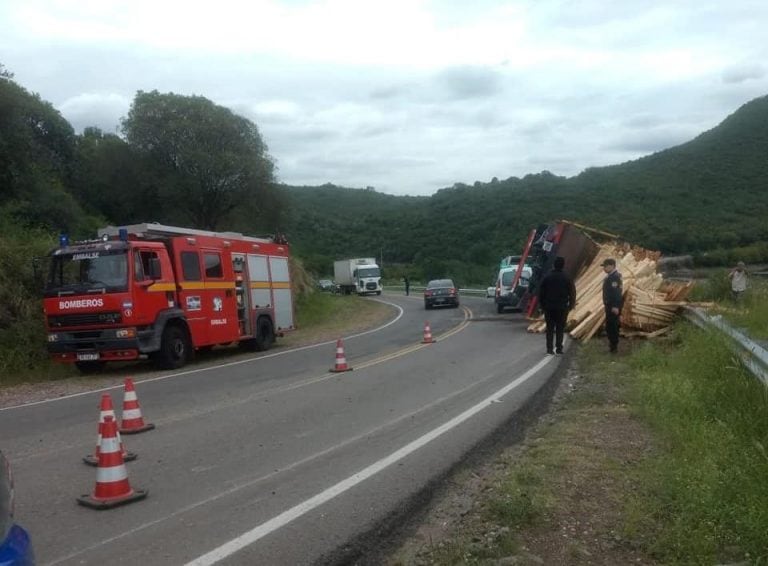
<box><xmin>1</xmin><ymin>293</ymin><xmax>565</xmax><ymax>565</ymax></box>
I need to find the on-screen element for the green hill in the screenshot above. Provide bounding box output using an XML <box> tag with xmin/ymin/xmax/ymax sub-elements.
<box><xmin>286</xmin><ymin>95</ymin><xmax>768</xmax><ymax>273</ymax></box>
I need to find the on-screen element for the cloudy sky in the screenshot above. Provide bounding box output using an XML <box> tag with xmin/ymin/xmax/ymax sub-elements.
<box><xmin>2</xmin><ymin>1</ymin><xmax>767</xmax><ymax>196</ymax></box>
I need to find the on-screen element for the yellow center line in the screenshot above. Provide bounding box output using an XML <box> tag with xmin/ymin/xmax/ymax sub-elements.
<box><xmin>353</xmin><ymin>304</ymin><xmax>474</xmax><ymax>371</ymax></box>
<box><xmin>159</xmin><ymin>305</ymin><xmax>477</xmax><ymax>423</ymax></box>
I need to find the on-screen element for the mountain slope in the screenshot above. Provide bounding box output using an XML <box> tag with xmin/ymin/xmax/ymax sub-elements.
<box><xmin>286</xmin><ymin>95</ymin><xmax>768</xmax><ymax>266</ymax></box>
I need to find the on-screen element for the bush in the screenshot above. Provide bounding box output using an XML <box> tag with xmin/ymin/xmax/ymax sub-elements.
<box><xmin>0</xmin><ymin>215</ymin><xmax>56</xmax><ymax>376</ymax></box>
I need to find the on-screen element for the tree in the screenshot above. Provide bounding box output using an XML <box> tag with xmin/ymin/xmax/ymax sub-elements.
<box><xmin>121</xmin><ymin>90</ymin><xmax>280</xmax><ymax>230</ymax></box>
<box><xmin>0</xmin><ymin>64</ymin><xmax>85</xmax><ymax>232</ymax></box>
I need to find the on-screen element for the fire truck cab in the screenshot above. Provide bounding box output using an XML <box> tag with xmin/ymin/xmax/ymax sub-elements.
<box><xmin>43</xmin><ymin>223</ymin><xmax>294</xmax><ymax>373</ymax></box>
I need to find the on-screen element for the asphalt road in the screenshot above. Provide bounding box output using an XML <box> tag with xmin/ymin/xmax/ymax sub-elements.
<box><xmin>1</xmin><ymin>293</ymin><xmax>565</xmax><ymax>565</ymax></box>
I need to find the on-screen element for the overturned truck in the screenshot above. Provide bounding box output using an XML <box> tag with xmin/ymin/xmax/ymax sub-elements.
<box><xmin>510</xmin><ymin>221</ymin><xmax>694</xmax><ymax>341</ymax></box>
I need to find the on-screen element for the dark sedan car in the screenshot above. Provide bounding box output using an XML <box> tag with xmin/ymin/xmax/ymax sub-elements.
<box><xmin>424</xmin><ymin>279</ymin><xmax>460</xmax><ymax>309</ymax></box>
<box><xmin>1</xmin><ymin>452</ymin><xmax>35</xmax><ymax>565</ymax></box>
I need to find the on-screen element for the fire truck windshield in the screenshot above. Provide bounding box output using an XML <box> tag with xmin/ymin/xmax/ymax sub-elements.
<box><xmin>46</xmin><ymin>250</ymin><xmax>129</xmax><ymax>295</ymax></box>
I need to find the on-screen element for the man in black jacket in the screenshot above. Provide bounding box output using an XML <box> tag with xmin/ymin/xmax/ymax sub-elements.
<box><xmin>538</xmin><ymin>256</ymin><xmax>577</xmax><ymax>355</ymax></box>
<box><xmin>601</xmin><ymin>258</ymin><xmax>623</xmax><ymax>353</ymax></box>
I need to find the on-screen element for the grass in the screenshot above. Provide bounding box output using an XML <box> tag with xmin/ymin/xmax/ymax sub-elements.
<box><xmin>292</xmin><ymin>290</ymin><xmax>391</xmax><ymax>333</ymax></box>
<box><xmin>623</xmin><ymin>326</ymin><xmax>768</xmax><ymax>563</ymax></box>
<box><xmin>393</xmin><ymin>323</ymin><xmax>768</xmax><ymax>564</ymax></box>
<box><xmin>690</xmin><ymin>271</ymin><xmax>768</xmax><ymax>340</ymax></box>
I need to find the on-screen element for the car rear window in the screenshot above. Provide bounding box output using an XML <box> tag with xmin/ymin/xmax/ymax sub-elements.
<box><xmin>427</xmin><ymin>279</ymin><xmax>454</xmax><ymax>289</ymax></box>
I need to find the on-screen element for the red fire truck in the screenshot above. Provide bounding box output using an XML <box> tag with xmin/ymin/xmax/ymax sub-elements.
<box><xmin>43</xmin><ymin>223</ymin><xmax>295</xmax><ymax>373</ymax></box>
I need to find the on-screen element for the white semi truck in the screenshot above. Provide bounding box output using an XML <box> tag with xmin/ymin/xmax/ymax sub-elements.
<box><xmin>333</xmin><ymin>258</ymin><xmax>382</xmax><ymax>295</ymax></box>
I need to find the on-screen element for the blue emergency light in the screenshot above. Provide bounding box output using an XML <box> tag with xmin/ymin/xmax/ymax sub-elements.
<box><xmin>119</xmin><ymin>228</ymin><xmax>128</xmax><ymax>242</ymax></box>
<box><xmin>59</xmin><ymin>233</ymin><xmax>69</xmax><ymax>247</ymax></box>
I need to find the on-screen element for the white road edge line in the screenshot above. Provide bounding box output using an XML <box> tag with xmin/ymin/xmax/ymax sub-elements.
<box><xmin>0</xmin><ymin>301</ymin><xmax>405</xmax><ymax>412</ymax></box>
<box><xmin>185</xmin><ymin>354</ymin><xmax>554</xmax><ymax>566</ymax></box>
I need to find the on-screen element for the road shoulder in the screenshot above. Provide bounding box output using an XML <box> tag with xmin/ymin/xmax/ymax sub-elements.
<box><xmin>386</xmin><ymin>343</ymin><xmax>657</xmax><ymax>565</ymax></box>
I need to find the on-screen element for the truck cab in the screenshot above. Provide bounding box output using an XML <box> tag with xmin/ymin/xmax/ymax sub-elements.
<box><xmin>44</xmin><ymin>237</ymin><xmax>178</xmax><ymax>372</ymax></box>
<box><xmin>353</xmin><ymin>263</ymin><xmax>382</xmax><ymax>295</ymax></box>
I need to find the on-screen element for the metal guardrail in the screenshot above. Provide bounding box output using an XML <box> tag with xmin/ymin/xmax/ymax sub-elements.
<box><xmin>684</xmin><ymin>306</ymin><xmax>768</xmax><ymax>385</ymax></box>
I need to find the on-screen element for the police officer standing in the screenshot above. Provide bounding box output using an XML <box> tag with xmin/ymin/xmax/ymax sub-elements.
<box><xmin>538</xmin><ymin>256</ymin><xmax>577</xmax><ymax>355</ymax></box>
<box><xmin>601</xmin><ymin>258</ymin><xmax>623</xmax><ymax>353</ymax></box>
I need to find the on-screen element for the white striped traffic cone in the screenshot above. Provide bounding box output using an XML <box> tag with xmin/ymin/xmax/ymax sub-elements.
<box><xmin>421</xmin><ymin>321</ymin><xmax>435</xmax><ymax>344</ymax></box>
<box><xmin>84</xmin><ymin>393</ymin><xmax>136</xmax><ymax>466</ymax></box>
<box><xmin>77</xmin><ymin>416</ymin><xmax>147</xmax><ymax>509</ymax></box>
<box><xmin>330</xmin><ymin>338</ymin><xmax>352</xmax><ymax>372</ymax></box>
<box><xmin>119</xmin><ymin>378</ymin><xmax>155</xmax><ymax>434</ymax></box>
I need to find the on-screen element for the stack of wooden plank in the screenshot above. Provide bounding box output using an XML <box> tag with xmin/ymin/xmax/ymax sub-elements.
<box><xmin>528</xmin><ymin>242</ymin><xmax>695</xmax><ymax>341</ymax></box>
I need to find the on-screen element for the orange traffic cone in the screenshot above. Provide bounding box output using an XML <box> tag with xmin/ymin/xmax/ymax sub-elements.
<box><xmin>84</xmin><ymin>393</ymin><xmax>136</xmax><ymax>466</ymax></box>
<box><xmin>77</xmin><ymin>416</ymin><xmax>148</xmax><ymax>509</ymax></box>
<box><xmin>119</xmin><ymin>378</ymin><xmax>155</xmax><ymax>434</ymax></box>
<box><xmin>421</xmin><ymin>321</ymin><xmax>435</xmax><ymax>344</ymax></box>
<box><xmin>330</xmin><ymin>338</ymin><xmax>352</xmax><ymax>372</ymax></box>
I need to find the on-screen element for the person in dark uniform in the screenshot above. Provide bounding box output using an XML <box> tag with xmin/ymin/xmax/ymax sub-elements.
<box><xmin>403</xmin><ymin>276</ymin><xmax>410</xmax><ymax>296</ymax></box>
<box><xmin>538</xmin><ymin>256</ymin><xmax>577</xmax><ymax>355</ymax></box>
<box><xmin>601</xmin><ymin>258</ymin><xmax>623</xmax><ymax>353</ymax></box>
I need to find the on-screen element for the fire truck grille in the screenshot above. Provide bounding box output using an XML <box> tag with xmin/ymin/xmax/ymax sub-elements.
<box><xmin>48</xmin><ymin>312</ymin><xmax>122</xmax><ymax>327</ymax></box>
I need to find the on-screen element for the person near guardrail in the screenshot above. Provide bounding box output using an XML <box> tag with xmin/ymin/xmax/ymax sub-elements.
<box><xmin>403</xmin><ymin>276</ymin><xmax>410</xmax><ymax>296</ymax></box>
<box><xmin>602</xmin><ymin>258</ymin><xmax>623</xmax><ymax>354</ymax></box>
<box><xmin>728</xmin><ymin>261</ymin><xmax>748</xmax><ymax>301</ymax></box>
<box><xmin>538</xmin><ymin>256</ymin><xmax>576</xmax><ymax>355</ymax></box>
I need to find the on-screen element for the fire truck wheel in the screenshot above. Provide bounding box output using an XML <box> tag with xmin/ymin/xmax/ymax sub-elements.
<box><xmin>75</xmin><ymin>361</ymin><xmax>106</xmax><ymax>374</ymax></box>
<box><xmin>157</xmin><ymin>324</ymin><xmax>191</xmax><ymax>369</ymax></box>
<box><xmin>254</xmin><ymin>318</ymin><xmax>275</xmax><ymax>351</ymax></box>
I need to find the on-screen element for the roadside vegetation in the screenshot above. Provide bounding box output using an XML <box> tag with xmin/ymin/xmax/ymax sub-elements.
<box><xmin>691</xmin><ymin>271</ymin><xmax>768</xmax><ymax>340</ymax></box>
<box><xmin>392</xmin><ymin>324</ymin><xmax>768</xmax><ymax>564</ymax></box>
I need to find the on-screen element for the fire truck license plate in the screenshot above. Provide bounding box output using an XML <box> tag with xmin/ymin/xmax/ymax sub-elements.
<box><xmin>77</xmin><ymin>352</ymin><xmax>100</xmax><ymax>361</ymax></box>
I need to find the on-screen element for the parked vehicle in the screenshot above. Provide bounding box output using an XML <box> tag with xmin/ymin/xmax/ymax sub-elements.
<box><xmin>333</xmin><ymin>258</ymin><xmax>382</xmax><ymax>295</ymax></box>
<box><xmin>317</xmin><ymin>279</ymin><xmax>334</xmax><ymax>291</ymax></box>
<box><xmin>43</xmin><ymin>223</ymin><xmax>294</xmax><ymax>373</ymax></box>
<box><xmin>424</xmin><ymin>279</ymin><xmax>460</xmax><ymax>309</ymax></box>
<box><xmin>495</xmin><ymin>264</ymin><xmax>533</xmax><ymax>313</ymax></box>
<box><xmin>0</xmin><ymin>452</ymin><xmax>35</xmax><ymax>565</ymax></box>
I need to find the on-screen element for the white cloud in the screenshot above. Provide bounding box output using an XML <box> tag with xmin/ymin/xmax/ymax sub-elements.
<box><xmin>58</xmin><ymin>92</ymin><xmax>131</xmax><ymax>133</ymax></box>
<box><xmin>1</xmin><ymin>0</ymin><xmax>768</xmax><ymax>195</ymax></box>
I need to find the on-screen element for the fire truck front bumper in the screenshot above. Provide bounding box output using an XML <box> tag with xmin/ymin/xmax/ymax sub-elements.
<box><xmin>46</xmin><ymin>327</ymin><xmax>159</xmax><ymax>363</ymax></box>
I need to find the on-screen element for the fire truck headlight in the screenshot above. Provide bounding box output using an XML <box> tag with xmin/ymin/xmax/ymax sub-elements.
<box><xmin>116</xmin><ymin>328</ymin><xmax>137</xmax><ymax>339</ymax></box>
<box><xmin>47</xmin><ymin>333</ymin><xmax>59</xmax><ymax>343</ymax></box>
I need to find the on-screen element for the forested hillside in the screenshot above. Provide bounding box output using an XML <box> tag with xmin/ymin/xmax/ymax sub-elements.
<box><xmin>287</xmin><ymin>95</ymin><xmax>768</xmax><ymax>274</ymax></box>
<box><xmin>2</xmin><ymin>62</ymin><xmax>767</xmax><ymax>371</ymax></box>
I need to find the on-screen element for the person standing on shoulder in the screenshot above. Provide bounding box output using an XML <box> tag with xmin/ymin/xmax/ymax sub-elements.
<box><xmin>538</xmin><ymin>256</ymin><xmax>577</xmax><ymax>355</ymax></box>
<box><xmin>602</xmin><ymin>258</ymin><xmax>623</xmax><ymax>354</ymax></box>
<box><xmin>403</xmin><ymin>276</ymin><xmax>410</xmax><ymax>296</ymax></box>
<box><xmin>728</xmin><ymin>261</ymin><xmax>748</xmax><ymax>301</ymax></box>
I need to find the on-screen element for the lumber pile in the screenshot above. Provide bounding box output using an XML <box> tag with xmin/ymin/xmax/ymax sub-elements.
<box><xmin>528</xmin><ymin>242</ymin><xmax>695</xmax><ymax>341</ymax></box>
